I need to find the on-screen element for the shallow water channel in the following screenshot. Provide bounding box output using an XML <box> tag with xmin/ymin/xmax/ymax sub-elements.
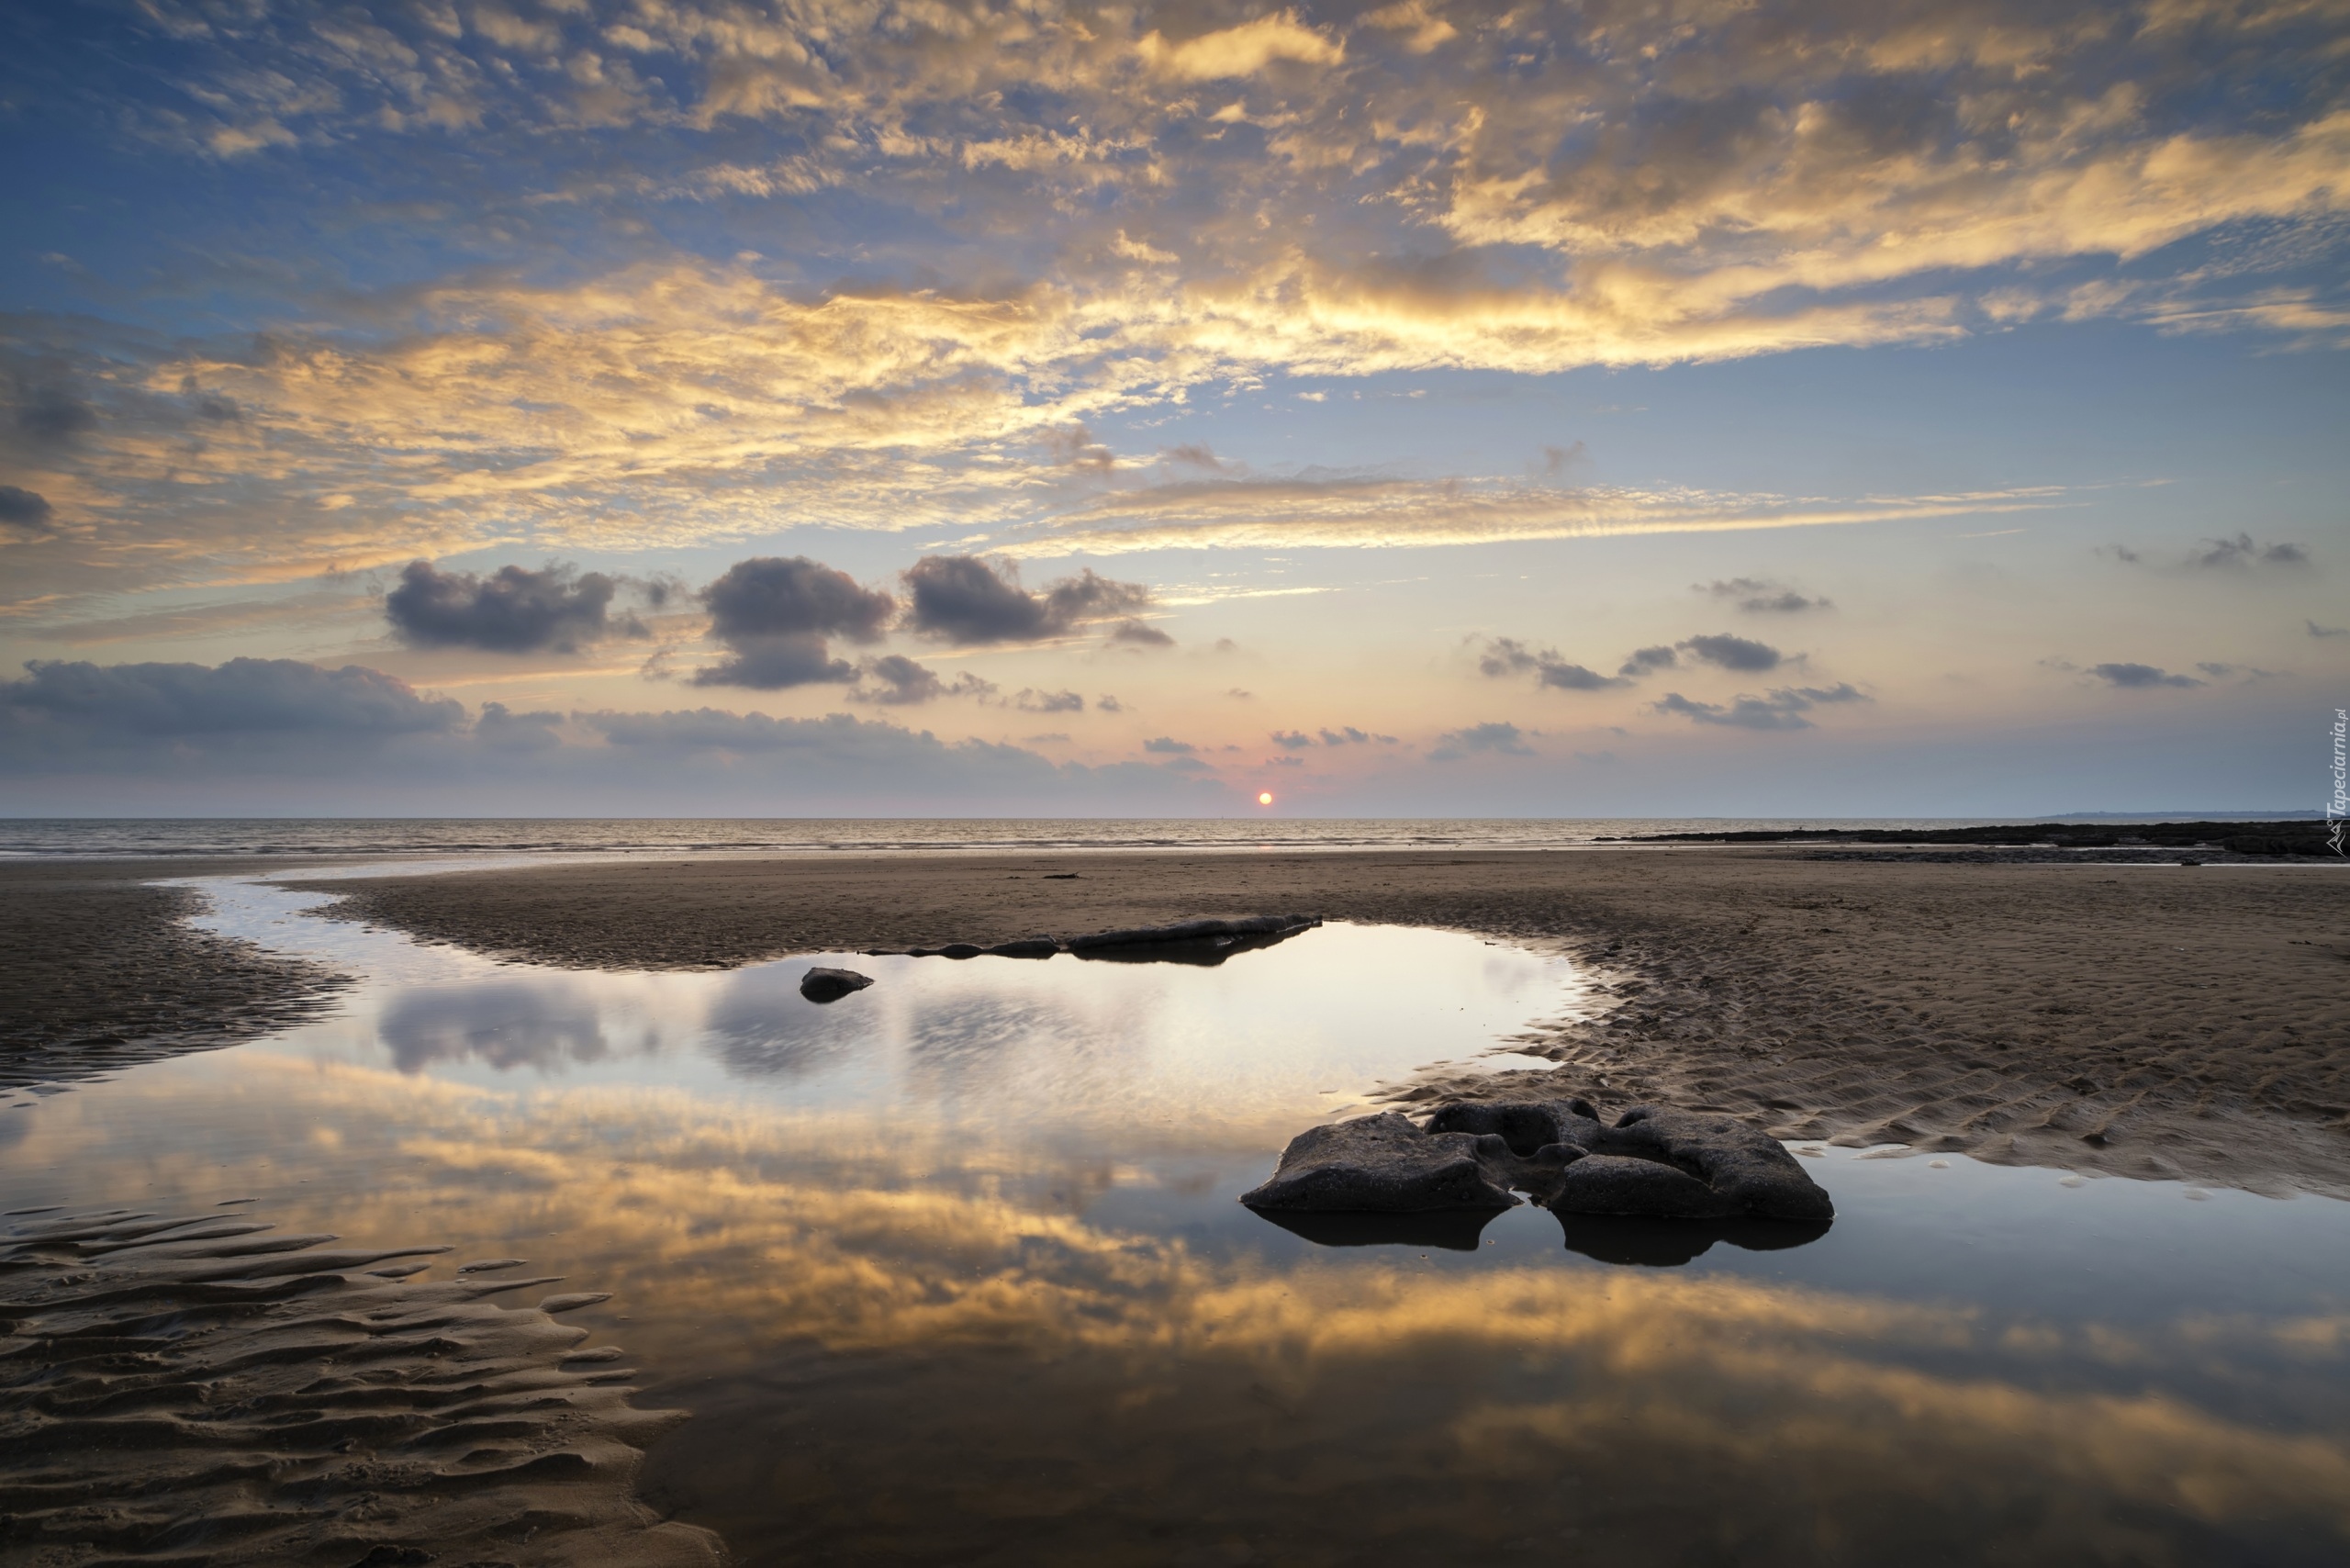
<box><xmin>6</xmin><ymin>874</ymin><xmax>2350</xmax><ymax>1565</ymax></box>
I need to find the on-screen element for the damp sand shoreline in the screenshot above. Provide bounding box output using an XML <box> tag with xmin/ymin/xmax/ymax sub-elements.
<box><xmin>0</xmin><ymin>857</ymin><xmax>354</xmax><ymax>1092</ymax></box>
<box><xmin>301</xmin><ymin>847</ymin><xmax>2350</xmax><ymax>1198</ymax></box>
<box><xmin>4</xmin><ymin>846</ymin><xmax>2346</xmax><ymax>1196</ymax></box>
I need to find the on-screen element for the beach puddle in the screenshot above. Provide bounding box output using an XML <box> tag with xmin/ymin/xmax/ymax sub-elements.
<box><xmin>5</xmin><ymin>875</ymin><xmax>2349</xmax><ymax>1565</ymax></box>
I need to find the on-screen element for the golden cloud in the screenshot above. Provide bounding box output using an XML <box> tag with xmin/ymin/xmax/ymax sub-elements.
<box><xmin>1004</xmin><ymin>478</ymin><xmax>2077</xmax><ymax>556</ymax></box>
<box><xmin>10</xmin><ymin>0</ymin><xmax>2348</xmax><ymax>606</ymax></box>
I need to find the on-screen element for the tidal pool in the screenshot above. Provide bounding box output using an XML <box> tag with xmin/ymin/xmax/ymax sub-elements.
<box><xmin>4</xmin><ymin>874</ymin><xmax>2347</xmax><ymax>1566</ymax></box>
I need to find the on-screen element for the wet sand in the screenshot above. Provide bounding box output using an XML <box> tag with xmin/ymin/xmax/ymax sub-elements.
<box><xmin>0</xmin><ymin>858</ymin><xmax>352</xmax><ymax>1092</ymax></box>
<box><xmin>310</xmin><ymin>849</ymin><xmax>2350</xmax><ymax>1197</ymax></box>
<box><xmin>0</xmin><ymin>1204</ymin><xmax>722</xmax><ymax>1566</ymax></box>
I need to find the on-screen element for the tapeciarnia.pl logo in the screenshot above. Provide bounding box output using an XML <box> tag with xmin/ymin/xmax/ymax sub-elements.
<box><xmin>2330</xmin><ymin>708</ymin><xmax>2346</xmax><ymax>857</ymax></box>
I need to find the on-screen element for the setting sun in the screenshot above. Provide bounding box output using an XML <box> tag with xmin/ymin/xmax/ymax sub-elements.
<box><xmin>1258</xmin><ymin>792</ymin><xmax>1274</xmax><ymax>807</ymax></box>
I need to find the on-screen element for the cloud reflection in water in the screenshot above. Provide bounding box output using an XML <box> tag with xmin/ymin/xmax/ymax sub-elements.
<box><xmin>5</xmin><ymin>916</ymin><xmax>2347</xmax><ymax>1565</ymax></box>
<box><xmin>3</xmin><ymin>1050</ymin><xmax>2345</xmax><ymax>1564</ymax></box>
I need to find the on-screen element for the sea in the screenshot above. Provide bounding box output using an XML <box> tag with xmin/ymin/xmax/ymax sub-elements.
<box><xmin>0</xmin><ymin>812</ymin><xmax>2308</xmax><ymax>857</ymax></box>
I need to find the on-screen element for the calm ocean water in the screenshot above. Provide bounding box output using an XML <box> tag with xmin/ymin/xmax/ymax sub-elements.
<box><xmin>0</xmin><ymin>815</ymin><xmax>2076</xmax><ymax>857</ymax></box>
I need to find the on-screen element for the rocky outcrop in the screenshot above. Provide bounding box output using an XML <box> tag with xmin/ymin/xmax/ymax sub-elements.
<box><xmin>1063</xmin><ymin>914</ymin><xmax>1320</xmax><ymax>958</ymax></box>
<box><xmin>1237</xmin><ymin>1113</ymin><xmax>1520</xmax><ymax>1213</ymax></box>
<box><xmin>1245</xmin><ymin>1095</ymin><xmax>1834</xmax><ymax>1225</ymax></box>
<box><xmin>878</xmin><ymin>915</ymin><xmax>1322</xmax><ymax>966</ymax></box>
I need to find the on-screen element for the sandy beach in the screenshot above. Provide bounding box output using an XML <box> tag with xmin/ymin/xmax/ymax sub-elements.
<box><xmin>299</xmin><ymin>847</ymin><xmax>2350</xmax><ymax>1198</ymax></box>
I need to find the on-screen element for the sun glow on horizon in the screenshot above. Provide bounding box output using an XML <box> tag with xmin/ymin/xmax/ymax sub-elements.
<box><xmin>1258</xmin><ymin>792</ymin><xmax>1275</xmax><ymax>806</ymax></box>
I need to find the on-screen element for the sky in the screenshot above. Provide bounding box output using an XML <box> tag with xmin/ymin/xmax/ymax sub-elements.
<box><xmin>1</xmin><ymin>0</ymin><xmax>2344</xmax><ymax>818</ymax></box>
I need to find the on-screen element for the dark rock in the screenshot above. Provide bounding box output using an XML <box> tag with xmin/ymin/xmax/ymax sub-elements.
<box><xmin>1068</xmin><ymin>914</ymin><xmax>1320</xmax><ymax>966</ymax></box>
<box><xmin>799</xmin><ymin>967</ymin><xmax>874</xmax><ymax>1003</ymax></box>
<box><xmin>938</xmin><ymin>943</ymin><xmax>984</xmax><ymax>959</ymax></box>
<box><xmin>1549</xmin><ymin>1154</ymin><xmax>1729</xmax><ymax>1217</ymax></box>
<box><xmin>986</xmin><ymin>937</ymin><xmax>1061</xmax><ymax>958</ymax></box>
<box><xmin>1248</xmin><ymin>1095</ymin><xmax>1832</xmax><ymax>1226</ymax></box>
<box><xmin>1239</xmin><ymin>1113</ymin><xmax>1519</xmax><ymax>1213</ymax></box>
<box><xmin>1566</xmin><ymin>1104</ymin><xmax>1835</xmax><ymax>1221</ymax></box>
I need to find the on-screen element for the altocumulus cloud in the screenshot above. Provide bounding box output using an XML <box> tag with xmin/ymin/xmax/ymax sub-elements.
<box><xmin>1697</xmin><ymin>578</ymin><xmax>1832</xmax><ymax>614</ymax></box>
<box><xmin>2091</xmin><ymin>662</ymin><xmax>2203</xmax><ymax>689</ymax></box>
<box><xmin>1652</xmin><ymin>684</ymin><xmax>1867</xmax><ymax>732</ymax></box>
<box><xmin>1487</xmin><ymin>633</ymin><xmax>1787</xmax><ymax>689</ymax></box>
<box><xmin>385</xmin><ymin>561</ymin><xmax>636</xmax><ymax>654</ymax></box>
<box><xmin>901</xmin><ymin>555</ymin><xmax>1151</xmax><ymax>646</ymax></box>
<box><xmin>1481</xmin><ymin>637</ymin><xmax>1628</xmax><ymax>692</ymax></box>
<box><xmin>696</xmin><ymin>556</ymin><xmax>895</xmax><ymax>689</ymax></box>
<box><xmin>1677</xmin><ymin>634</ymin><xmax>1785</xmax><ymax>673</ymax></box>
<box><xmin>849</xmin><ymin>654</ymin><xmax>997</xmax><ymax>706</ymax></box>
<box><xmin>1429</xmin><ymin>722</ymin><xmax>1534</xmax><ymax>761</ymax></box>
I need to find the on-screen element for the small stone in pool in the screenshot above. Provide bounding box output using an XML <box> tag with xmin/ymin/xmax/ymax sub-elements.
<box><xmin>800</xmin><ymin>967</ymin><xmax>875</xmax><ymax>1002</ymax></box>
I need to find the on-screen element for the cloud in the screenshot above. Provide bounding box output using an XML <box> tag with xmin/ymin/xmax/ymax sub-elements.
<box><xmin>0</xmin><ymin>485</ymin><xmax>53</xmax><ymax>538</ymax></box>
<box><xmin>850</xmin><ymin>654</ymin><xmax>998</xmax><ymax>706</ymax></box>
<box><xmin>384</xmin><ymin>560</ymin><xmax>632</xmax><ymax>654</ymax></box>
<box><xmin>1096</xmin><ymin>694</ymin><xmax>1126</xmax><ymax>712</ymax></box>
<box><xmin>2</xmin><ymin>656</ymin><xmax>462</xmax><ymax>746</ymax></box>
<box><xmin>1428</xmin><ymin>721</ymin><xmax>1533</xmax><ymax>761</ymax></box>
<box><xmin>1270</xmin><ymin>729</ymin><xmax>1314</xmax><ymax>749</ymax></box>
<box><xmin>1142</xmin><ymin>735</ymin><xmax>1194</xmax><ymax>754</ymax></box>
<box><xmin>8</xmin><ymin>378</ymin><xmax>97</xmax><ymax>446</ymax></box>
<box><xmin>1042</xmin><ymin>422</ymin><xmax>1116</xmax><ymax>474</ymax></box>
<box><xmin>1106</xmin><ymin>619</ymin><xmax>1175</xmax><ymax>648</ymax></box>
<box><xmin>1617</xmin><ymin>645</ymin><xmax>1679</xmax><ymax>677</ymax></box>
<box><xmin>476</xmin><ymin>701</ymin><xmax>564</xmax><ymax>751</ymax></box>
<box><xmin>2310</xmin><ymin>621</ymin><xmax>2348</xmax><ymax>638</ymax></box>
<box><xmin>2109</xmin><ymin>535</ymin><xmax>2316</xmax><ymax>571</ymax></box>
<box><xmin>1652</xmin><ymin>684</ymin><xmax>1867</xmax><ymax>731</ymax></box>
<box><xmin>0</xmin><ymin>657</ymin><xmax>1231</xmax><ymax>812</ymax></box>
<box><xmin>1480</xmin><ymin>637</ymin><xmax>1629</xmax><ymax>692</ymax></box>
<box><xmin>695</xmin><ymin>555</ymin><xmax>895</xmax><ymax>690</ymax></box>
<box><xmin>10</xmin><ymin>0</ymin><xmax>2347</xmax><ymax>613</ymax></box>
<box><xmin>1318</xmin><ymin>725</ymin><xmax>1393</xmax><ymax>745</ymax></box>
<box><xmin>1014</xmin><ymin>688</ymin><xmax>1085</xmax><ymax>712</ymax></box>
<box><xmin>2190</xmin><ymin>533</ymin><xmax>2312</xmax><ymax>569</ymax></box>
<box><xmin>1697</xmin><ymin>578</ymin><xmax>1833</xmax><ymax>613</ymax></box>
<box><xmin>1013</xmin><ymin>476</ymin><xmax>2076</xmax><ymax>558</ymax></box>
<box><xmin>1678</xmin><ymin>634</ymin><xmax>1785</xmax><ymax>673</ymax></box>
<box><xmin>902</xmin><ymin>555</ymin><xmax>1151</xmax><ymax>646</ymax></box>
<box><xmin>1137</xmin><ymin>14</ymin><xmax>1344</xmax><ymax>81</ymax></box>
<box><xmin>2090</xmin><ymin>662</ymin><xmax>2203</xmax><ymax>689</ymax></box>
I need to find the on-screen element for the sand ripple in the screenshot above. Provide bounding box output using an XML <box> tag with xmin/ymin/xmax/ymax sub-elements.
<box><xmin>0</xmin><ymin>1205</ymin><xmax>723</xmax><ymax>1566</ymax></box>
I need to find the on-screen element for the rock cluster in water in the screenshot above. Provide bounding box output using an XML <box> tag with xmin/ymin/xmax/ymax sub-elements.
<box><xmin>1242</xmin><ymin>1096</ymin><xmax>1834</xmax><ymax>1222</ymax></box>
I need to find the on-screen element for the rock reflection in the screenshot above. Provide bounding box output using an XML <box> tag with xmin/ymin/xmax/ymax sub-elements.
<box><xmin>1248</xmin><ymin>1206</ymin><xmax>1502</xmax><ymax>1251</ymax></box>
<box><xmin>375</xmin><ymin>980</ymin><xmax>613</xmax><ymax>1073</ymax></box>
<box><xmin>1550</xmin><ymin>1210</ymin><xmax>1835</xmax><ymax>1266</ymax></box>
